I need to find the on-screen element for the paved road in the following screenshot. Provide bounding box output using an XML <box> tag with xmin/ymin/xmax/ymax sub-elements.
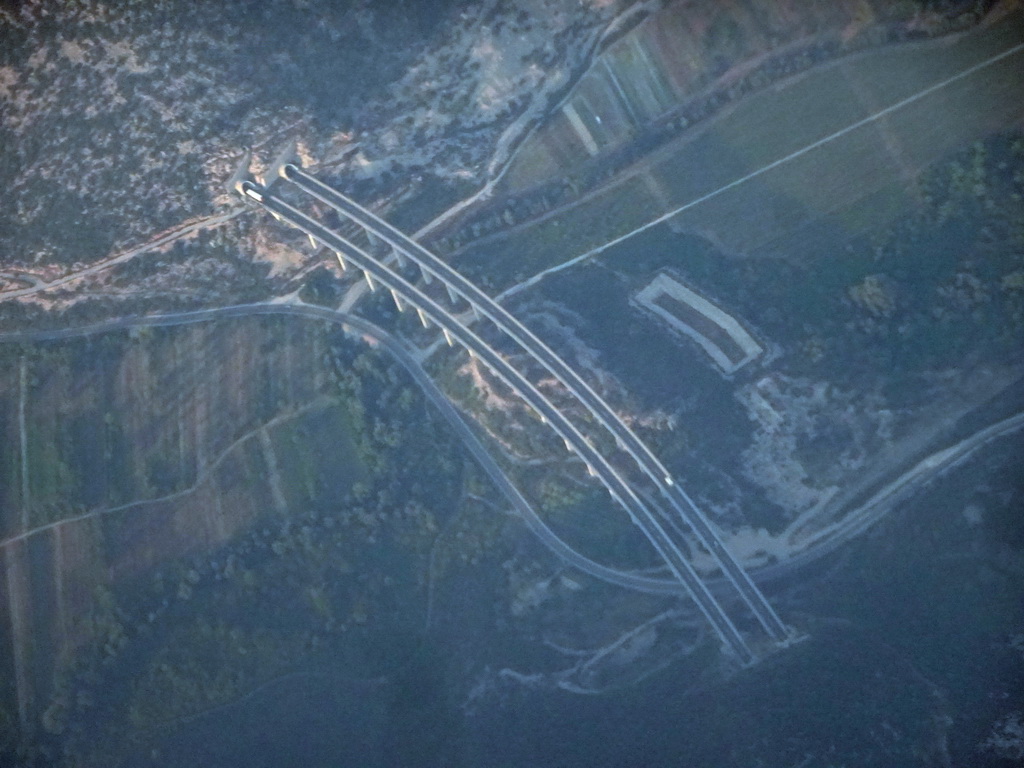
<box><xmin>765</xmin><ymin>408</ymin><xmax>1024</xmax><ymax>581</ymax></box>
<box><xmin>247</xmin><ymin>182</ymin><xmax>756</xmax><ymax>663</ymax></box>
<box><xmin>279</xmin><ymin>165</ymin><xmax>787</xmax><ymax>643</ymax></box>
<box><xmin>0</xmin><ymin>209</ymin><xmax>246</xmax><ymax>300</ymax></box>
<box><xmin>0</xmin><ymin>303</ymin><xmax>688</xmax><ymax>596</ymax></box>
<box><xmin>4</xmin><ymin>304</ymin><xmax>1018</xmax><ymax>602</ymax></box>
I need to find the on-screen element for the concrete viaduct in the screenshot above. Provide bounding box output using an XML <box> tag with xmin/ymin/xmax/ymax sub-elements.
<box><xmin>236</xmin><ymin>162</ymin><xmax>792</xmax><ymax>663</ymax></box>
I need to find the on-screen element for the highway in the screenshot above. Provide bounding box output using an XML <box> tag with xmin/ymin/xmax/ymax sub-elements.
<box><xmin>245</xmin><ymin>181</ymin><xmax>757</xmax><ymax>663</ymax></box>
<box><xmin>0</xmin><ymin>303</ymin><xmax>687</xmax><ymax>599</ymax></box>
<box><xmin>277</xmin><ymin>164</ymin><xmax>788</xmax><ymax>643</ymax></box>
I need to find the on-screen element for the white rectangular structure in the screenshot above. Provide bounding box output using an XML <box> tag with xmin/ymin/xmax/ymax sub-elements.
<box><xmin>634</xmin><ymin>272</ymin><xmax>763</xmax><ymax>374</ymax></box>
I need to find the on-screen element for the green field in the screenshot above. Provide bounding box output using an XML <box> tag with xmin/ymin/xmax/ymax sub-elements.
<box><xmin>464</xmin><ymin>174</ymin><xmax>661</xmax><ymax>290</ymax></box>
<box><xmin>269</xmin><ymin>403</ymin><xmax>365</xmax><ymax>513</ymax></box>
<box><xmin>456</xmin><ymin>9</ymin><xmax>1024</xmax><ymax>288</ymax></box>
<box><xmin>665</xmin><ymin>13</ymin><xmax>1024</xmax><ymax>260</ymax></box>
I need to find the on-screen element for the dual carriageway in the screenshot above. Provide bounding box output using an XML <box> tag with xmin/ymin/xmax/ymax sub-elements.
<box><xmin>238</xmin><ymin>163</ymin><xmax>791</xmax><ymax>663</ymax></box>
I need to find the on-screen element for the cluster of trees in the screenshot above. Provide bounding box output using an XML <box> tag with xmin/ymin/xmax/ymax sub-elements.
<box><xmin>3</xmin><ymin>0</ymin><xmax>448</xmax><ymax>270</ymax></box>
<box><xmin>728</xmin><ymin>132</ymin><xmax>1023</xmax><ymax>395</ymax></box>
<box><xmin>838</xmin><ymin>134</ymin><xmax>1024</xmax><ymax>373</ymax></box>
<box><xmin>328</xmin><ymin>332</ymin><xmax>463</xmax><ymax>510</ymax></box>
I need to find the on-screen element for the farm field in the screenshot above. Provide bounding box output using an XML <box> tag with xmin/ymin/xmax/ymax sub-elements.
<box><xmin>456</xmin><ymin>8</ymin><xmax>1024</xmax><ymax>289</ymax></box>
<box><xmin>666</xmin><ymin>12</ymin><xmax>1024</xmax><ymax>259</ymax></box>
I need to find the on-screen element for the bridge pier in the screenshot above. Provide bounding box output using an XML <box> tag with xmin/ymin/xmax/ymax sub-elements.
<box><xmin>416</xmin><ymin>308</ymin><xmax>430</xmax><ymax>328</ymax></box>
<box><xmin>249</xmin><ymin>167</ymin><xmax>787</xmax><ymax>658</ymax></box>
<box><xmin>334</xmin><ymin>251</ymin><xmax>347</xmax><ymax>271</ymax></box>
<box><xmin>390</xmin><ymin>288</ymin><xmax>405</xmax><ymax>312</ymax></box>
<box><xmin>366</xmin><ymin>230</ymin><xmax>387</xmax><ymax>257</ymax></box>
<box><xmin>445</xmin><ymin>283</ymin><xmax>460</xmax><ymax>306</ymax></box>
<box><xmin>562</xmin><ymin>101</ymin><xmax>601</xmax><ymax>156</ymax></box>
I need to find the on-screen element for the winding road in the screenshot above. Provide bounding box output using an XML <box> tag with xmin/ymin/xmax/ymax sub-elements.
<box><xmin>0</xmin><ymin>303</ymin><xmax>682</xmax><ymax>599</ymax></box>
<box><xmin>275</xmin><ymin>165</ymin><xmax>788</xmax><ymax>642</ymax></box>
<box><xmin>2</xmin><ymin>305</ymin><xmax>1019</xmax><ymax>605</ymax></box>
<box><xmin>246</xmin><ymin>182</ymin><xmax>758</xmax><ymax>662</ymax></box>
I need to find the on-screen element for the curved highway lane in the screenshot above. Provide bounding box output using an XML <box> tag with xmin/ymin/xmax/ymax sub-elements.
<box><xmin>247</xmin><ymin>182</ymin><xmax>756</xmax><ymax>662</ymax></box>
<box><xmin>279</xmin><ymin>164</ymin><xmax>788</xmax><ymax>642</ymax></box>
<box><xmin>0</xmin><ymin>304</ymin><xmax>686</xmax><ymax>597</ymax></box>
<box><xmin>4</xmin><ymin>308</ymin><xmax>1020</xmax><ymax>603</ymax></box>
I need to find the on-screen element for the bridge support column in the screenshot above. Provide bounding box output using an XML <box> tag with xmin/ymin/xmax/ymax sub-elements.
<box><xmin>442</xmin><ymin>328</ymin><xmax>454</xmax><ymax>346</ymax></box>
<box><xmin>307</xmin><ymin>233</ymin><xmax>319</xmax><ymax>250</ymax></box>
<box><xmin>366</xmin><ymin>230</ymin><xmax>386</xmax><ymax>257</ymax></box>
<box><xmin>363</xmin><ymin>270</ymin><xmax>376</xmax><ymax>292</ymax></box>
<box><xmin>420</xmin><ymin>266</ymin><xmax>433</xmax><ymax>284</ymax></box>
<box><xmin>416</xmin><ymin>308</ymin><xmax>429</xmax><ymax>328</ymax></box>
<box><xmin>392</xmin><ymin>249</ymin><xmax>407</xmax><ymax>269</ymax></box>
<box><xmin>445</xmin><ymin>284</ymin><xmax>460</xmax><ymax>306</ymax></box>
<box><xmin>390</xmin><ymin>289</ymin><xmax>405</xmax><ymax>312</ymax></box>
<box><xmin>334</xmin><ymin>252</ymin><xmax>347</xmax><ymax>271</ymax></box>
<box><xmin>562</xmin><ymin>102</ymin><xmax>600</xmax><ymax>157</ymax></box>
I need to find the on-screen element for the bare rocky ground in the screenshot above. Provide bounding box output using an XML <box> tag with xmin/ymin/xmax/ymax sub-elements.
<box><xmin>0</xmin><ymin>0</ymin><xmax>651</xmax><ymax>320</ymax></box>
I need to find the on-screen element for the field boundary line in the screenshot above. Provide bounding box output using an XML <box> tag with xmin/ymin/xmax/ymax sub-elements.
<box><xmin>499</xmin><ymin>41</ymin><xmax>1024</xmax><ymax>300</ymax></box>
